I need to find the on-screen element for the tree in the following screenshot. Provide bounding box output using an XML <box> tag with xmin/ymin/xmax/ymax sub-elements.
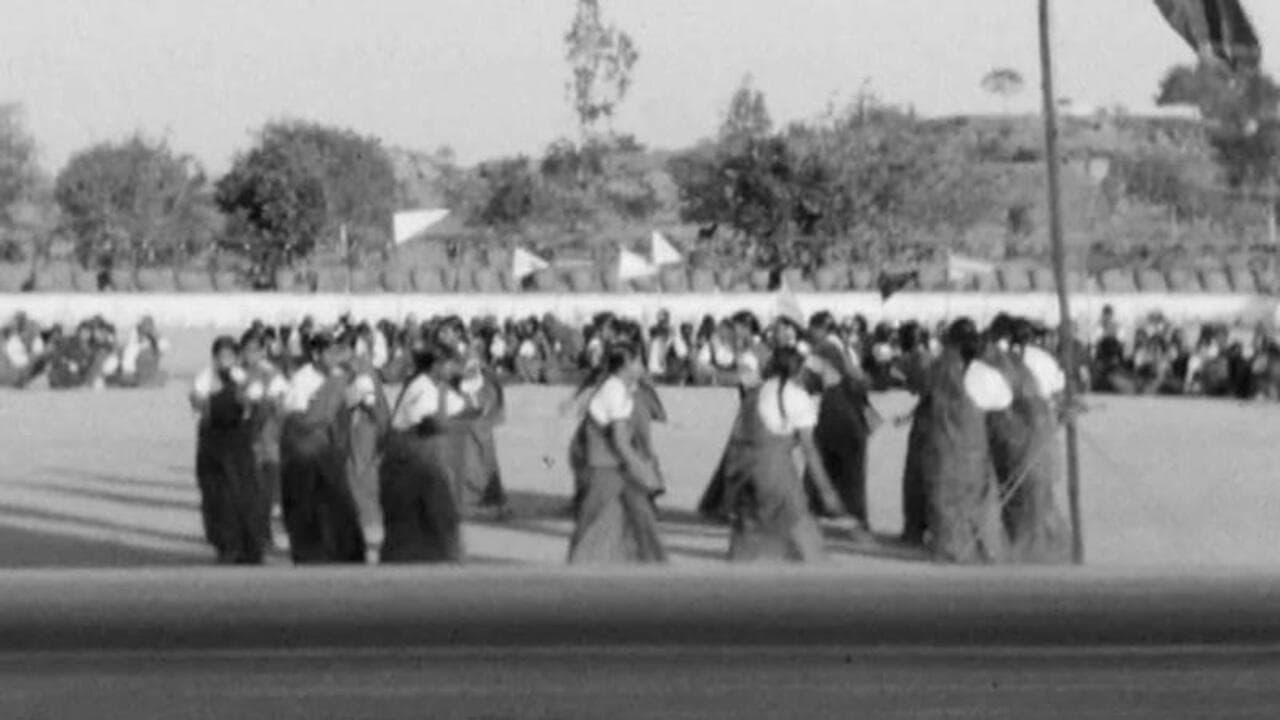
<box><xmin>0</xmin><ymin>104</ymin><xmax>38</xmax><ymax>224</ymax></box>
<box><xmin>564</xmin><ymin>0</ymin><xmax>639</xmax><ymax>135</ymax></box>
<box><xmin>720</xmin><ymin>75</ymin><xmax>773</xmax><ymax>145</ymax></box>
<box><xmin>54</xmin><ymin>135</ymin><xmax>216</xmax><ymax>280</ymax></box>
<box><xmin>981</xmin><ymin>68</ymin><xmax>1025</xmax><ymax>111</ymax></box>
<box><xmin>1156</xmin><ymin>63</ymin><xmax>1280</xmax><ymax>225</ymax></box>
<box><xmin>0</xmin><ymin>104</ymin><xmax>42</xmax><ymax>263</ymax></box>
<box><xmin>216</xmin><ymin>121</ymin><xmax>396</xmax><ymax>287</ymax></box>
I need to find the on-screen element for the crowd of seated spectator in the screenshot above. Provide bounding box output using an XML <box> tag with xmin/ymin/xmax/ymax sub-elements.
<box><xmin>0</xmin><ymin>313</ymin><xmax>169</xmax><ymax>389</ymax></box>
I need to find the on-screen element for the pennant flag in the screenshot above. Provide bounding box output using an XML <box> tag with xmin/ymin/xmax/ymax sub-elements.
<box><xmin>650</xmin><ymin>231</ymin><xmax>683</xmax><ymax>266</ymax></box>
<box><xmin>774</xmin><ymin>277</ymin><xmax>806</xmax><ymax>326</ymax></box>
<box><xmin>617</xmin><ymin>249</ymin><xmax>658</xmax><ymax>281</ymax></box>
<box><xmin>946</xmin><ymin>252</ymin><xmax>997</xmax><ymax>284</ymax></box>
<box><xmin>1154</xmin><ymin>0</ymin><xmax>1261</xmax><ymax>71</ymax></box>
<box><xmin>877</xmin><ymin>270</ymin><xmax>918</xmax><ymax>301</ymax></box>
<box><xmin>392</xmin><ymin>209</ymin><xmax>450</xmax><ymax>245</ymax></box>
<box><xmin>512</xmin><ymin>247</ymin><xmax>550</xmax><ymax>280</ymax></box>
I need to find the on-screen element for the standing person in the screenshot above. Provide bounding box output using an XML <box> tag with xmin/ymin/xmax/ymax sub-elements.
<box><xmin>189</xmin><ymin>336</ymin><xmax>266</xmax><ymax>565</ymax></box>
<box><xmin>566</xmin><ymin>342</ymin><xmax>667</xmax><ymax>565</ymax></box>
<box><xmin>697</xmin><ymin>311</ymin><xmax>769</xmax><ymax>521</ymax></box>
<box><xmin>723</xmin><ymin>347</ymin><xmax>847</xmax><ymax>563</ymax></box>
<box><xmin>804</xmin><ymin>342</ymin><xmax>877</xmax><ymax>541</ymax></box>
<box><xmin>1001</xmin><ymin>318</ymin><xmax>1073</xmax><ymax>563</ymax></box>
<box><xmin>378</xmin><ymin>342</ymin><xmax>479</xmax><ymax>563</ymax></box>
<box><xmin>442</xmin><ymin>340</ymin><xmax>510</xmax><ymax>520</ymax></box>
<box><xmin>241</xmin><ymin>330</ymin><xmax>289</xmax><ymax>548</ymax></box>
<box><xmin>897</xmin><ymin>322</ymin><xmax>933</xmax><ymax>546</ymax></box>
<box><xmin>342</xmin><ymin>330</ymin><xmax>392</xmax><ymax>547</ymax></box>
<box><xmin>919</xmin><ymin>318</ymin><xmax>1011</xmax><ymax>565</ymax></box>
<box><xmin>278</xmin><ymin>331</ymin><xmax>367</xmax><ymax>565</ymax></box>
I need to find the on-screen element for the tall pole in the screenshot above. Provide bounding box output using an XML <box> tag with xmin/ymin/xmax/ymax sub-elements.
<box><xmin>1039</xmin><ymin>0</ymin><xmax>1085</xmax><ymax>564</ymax></box>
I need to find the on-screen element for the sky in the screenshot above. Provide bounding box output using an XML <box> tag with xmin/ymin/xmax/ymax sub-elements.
<box><xmin>3</xmin><ymin>0</ymin><xmax>1280</xmax><ymax>174</ymax></box>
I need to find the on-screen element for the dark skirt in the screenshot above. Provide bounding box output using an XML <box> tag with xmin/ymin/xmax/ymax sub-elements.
<box><xmin>279</xmin><ymin>425</ymin><xmax>367</xmax><ymax>564</ymax></box>
<box><xmin>378</xmin><ymin>431</ymin><xmax>462</xmax><ymax>564</ymax></box>
<box><xmin>346</xmin><ymin>409</ymin><xmax>383</xmax><ymax>531</ymax></box>
<box><xmin>900</xmin><ymin>409</ymin><xmax>929</xmax><ymax>544</ymax></box>
<box><xmin>728</xmin><ymin>436</ymin><xmax>824</xmax><ymax>563</ymax></box>
<box><xmin>195</xmin><ymin>425</ymin><xmax>269</xmax><ymax>564</ymax></box>
<box><xmin>697</xmin><ymin>388</ymin><xmax>757</xmax><ymax>521</ymax></box>
<box><xmin>568</xmin><ymin>466</ymin><xmax>667</xmax><ymax>565</ymax></box>
<box><xmin>441</xmin><ymin>424</ymin><xmax>507</xmax><ymax>515</ymax></box>
<box><xmin>806</xmin><ymin>383</ymin><xmax>870</xmax><ymax>524</ymax></box>
<box><xmin>1002</xmin><ymin>401</ymin><xmax>1072</xmax><ymax>564</ymax></box>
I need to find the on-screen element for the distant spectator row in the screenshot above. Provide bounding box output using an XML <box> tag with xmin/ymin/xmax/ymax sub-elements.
<box><xmin>2</xmin><ymin>259</ymin><xmax>1278</xmax><ymax>295</ymax></box>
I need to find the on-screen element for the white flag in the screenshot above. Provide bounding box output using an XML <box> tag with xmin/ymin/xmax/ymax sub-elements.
<box><xmin>775</xmin><ymin>277</ymin><xmax>805</xmax><ymax>327</ymax></box>
<box><xmin>650</xmin><ymin>230</ymin><xmax>683</xmax><ymax>266</ymax></box>
<box><xmin>946</xmin><ymin>252</ymin><xmax>996</xmax><ymax>283</ymax></box>
<box><xmin>512</xmin><ymin>247</ymin><xmax>550</xmax><ymax>280</ymax></box>
<box><xmin>392</xmin><ymin>209</ymin><xmax>449</xmax><ymax>245</ymax></box>
<box><xmin>617</xmin><ymin>249</ymin><xmax>657</xmax><ymax>281</ymax></box>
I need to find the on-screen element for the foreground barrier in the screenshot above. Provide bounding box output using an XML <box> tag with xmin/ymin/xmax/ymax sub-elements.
<box><xmin>0</xmin><ymin>291</ymin><xmax>1274</xmax><ymax>329</ymax></box>
<box><xmin>2</xmin><ymin>567</ymin><xmax>1280</xmax><ymax>651</ymax></box>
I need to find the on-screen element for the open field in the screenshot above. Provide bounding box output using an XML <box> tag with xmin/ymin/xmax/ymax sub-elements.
<box><xmin>2</xmin><ymin>325</ymin><xmax>1280</xmax><ymax>568</ymax></box>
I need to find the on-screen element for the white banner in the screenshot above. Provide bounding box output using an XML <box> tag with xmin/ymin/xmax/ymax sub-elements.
<box><xmin>512</xmin><ymin>247</ymin><xmax>550</xmax><ymax>280</ymax></box>
<box><xmin>650</xmin><ymin>231</ymin><xmax>683</xmax><ymax>266</ymax></box>
<box><xmin>617</xmin><ymin>250</ymin><xmax>657</xmax><ymax>281</ymax></box>
<box><xmin>0</xmin><ymin>292</ymin><xmax>1272</xmax><ymax>331</ymax></box>
<box><xmin>392</xmin><ymin>209</ymin><xmax>449</xmax><ymax>245</ymax></box>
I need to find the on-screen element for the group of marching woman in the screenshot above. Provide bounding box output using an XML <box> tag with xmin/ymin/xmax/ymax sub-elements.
<box><xmin>189</xmin><ymin>308</ymin><xmax>1072</xmax><ymax>566</ymax></box>
<box><xmin>189</xmin><ymin>317</ymin><xmax>506</xmax><ymax>565</ymax></box>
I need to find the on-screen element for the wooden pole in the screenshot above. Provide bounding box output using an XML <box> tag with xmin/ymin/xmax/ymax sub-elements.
<box><xmin>1039</xmin><ymin>0</ymin><xmax>1085</xmax><ymax>564</ymax></box>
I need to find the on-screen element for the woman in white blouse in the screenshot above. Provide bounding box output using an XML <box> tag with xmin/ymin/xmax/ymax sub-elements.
<box><xmin>379</xmin><ymin>342</ymin><xmax>480</xmax><ymax>563</ymax></box>
<box><xmin>919</xmin><ymin>318</ymin><xmax>1012</xmax><ymax>564</ymax></box>
<box><xmin>278</xmin><ymin>331</ymin><xmax>368</xmax><ymax>565</ymax></box>
<box><xmin>566</xmin><ymin>342</ymin><xmax>667</xmax><ymax>565</ymax></box>
<box><xmin>189</xmin><ymin>335</ymin><xmax>263</xmax><ymax>564</ymax></box>
<box><xmin>724</xmin><ymin>347</ymin><xmax>847</xmax><ymax>563</ymax></box>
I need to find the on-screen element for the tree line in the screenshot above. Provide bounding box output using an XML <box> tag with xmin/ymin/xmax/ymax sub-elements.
<box><xmin>1</xmin><ymin>0</ymin><xmax>1279</xmax><ymax>291</ymax></box>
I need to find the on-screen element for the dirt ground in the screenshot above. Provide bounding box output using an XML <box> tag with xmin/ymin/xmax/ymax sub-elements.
<box><xmin>0</xmin><ymin>327</ymin><xmax>1277</xmax><ymax>568</ymax></box>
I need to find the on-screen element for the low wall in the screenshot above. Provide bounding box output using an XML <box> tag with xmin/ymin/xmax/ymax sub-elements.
<box><xmin>0</xmin><ymin>292</ymin><xmax>1274</xmax><ymax>330</ymax></box>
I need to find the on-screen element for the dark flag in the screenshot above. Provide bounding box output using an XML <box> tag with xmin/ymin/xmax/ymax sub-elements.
<box><xmin>1155</xmin><ymin>0</ymin><xmax>1262</xmax><ymax>71</ymax></box>
<box><xmin>877</xmin><ymin>270</ymin><xmax>918</xmax><ymax>301</ymax></box>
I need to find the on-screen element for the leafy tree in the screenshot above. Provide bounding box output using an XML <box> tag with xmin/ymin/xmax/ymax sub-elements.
<box><xmin>0</xmin><ymin>104</ymin><xmax>38</xmax><ymax>225</ymax></box>
<box><xmin>0</xmin><ymin>105</ymin><xmax>43</xmax><ymax>263</ymax></box>
<box><xmin>1157</xmin><ymin>63</ymin><xmax>1280</xmax><ymax>221</ymax></box>
<box><xmin>216</xmin><ymin>121</ymin><xmax>396</xmax><ymax>286</ymax></box>
<box><xmin>54</xmin><ymin>135</ymin><xmax>216</xmax><ymax>279</ymax></box>
<box><xmin>216</xmin><ymin>143</ymin><xmax>327</xmax><ymax>287</ymax></box>
<box><xmin>670</xmin><ymin>99</ymin><xmax>1002</xmax><ymax>269</ymax></box>
<box><xmin>720</xmin><ymin>75</ymin><xmax>773</xmax><ymax>145</ymax></box>
<box><xmin>564</xmin><ymin>0</ymin><xmax>639</xmax><ymax>134</ymax></box>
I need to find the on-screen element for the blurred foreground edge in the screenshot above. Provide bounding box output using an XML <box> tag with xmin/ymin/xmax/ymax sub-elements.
<box><xmin>2</xmin><ymin>566</ymin><xmax>1279</xmax><ymax>654</ymax></box>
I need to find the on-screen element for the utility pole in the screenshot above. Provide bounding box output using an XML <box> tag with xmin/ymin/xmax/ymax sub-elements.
<box><xmin>1039</xmin><ymin>0</ymin><xmax>1085</xmax><ymax>564</ymax></box>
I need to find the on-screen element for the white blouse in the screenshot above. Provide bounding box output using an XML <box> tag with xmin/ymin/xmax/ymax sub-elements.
<box><xmin>963</xmin><ymin>360</ymin><xmax>1014</xmax><ymax>411</ymax></box>
<box><xmin>1021</xmin><ymin>345</ymin><xmax>1066</xmax><ymax>399</ymax></box>
<box><xmin>588</xmin><ymin>376</ymin><xmax>634</xmax><ymax>426</ymax></box>
<box><xmin>281</xmin><ymin>364</ymin><xmax>326</xmax><ymax>414</ymax></box>
<box><xmin>390</xmin><ymin>375</ymin><xmax>466</xmax><ymax>431</ymax></box>
<box><xmin>756</xmin><ymin>377</ymin><xmax>819</xmax><ymax>436</ymax></box>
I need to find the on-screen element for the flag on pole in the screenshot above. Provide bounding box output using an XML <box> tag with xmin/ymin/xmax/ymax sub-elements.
<box><xmin>774</xmin><ymin>277</ymin><xmax>806</xmax><ymax>327</ymax></box>
<box><xmin>1154</xmin><ymin>0</ymin><xmax>1261</xmax><ymax>71</ymax></box>
<box><xmin>617</xmin><ymin>249</ymin><xmax>657</xmax><ymax>281</ymax></box>
<box><xmin>946</xmin><ymin>252</ymin><xmax>997</xmax><ymax>285</ymax></box>
<box><xmin>876</xmin><ymin>270</ymin><xmax>919</xmax><ymax>301</ymax></box>
<box><xmin>512</xmin><ymin>247</ymin><xmax>550</xmax><ymax>280</ymax></box>
<box><xmin>650</xmin><ymin>231</ymin><xmax>683</xmax><ymax>266</ymax></box>
<box><xmin>392</xmin><ymin>209</ymin><xmax>450</xmax><ymax>245</ymax></box>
